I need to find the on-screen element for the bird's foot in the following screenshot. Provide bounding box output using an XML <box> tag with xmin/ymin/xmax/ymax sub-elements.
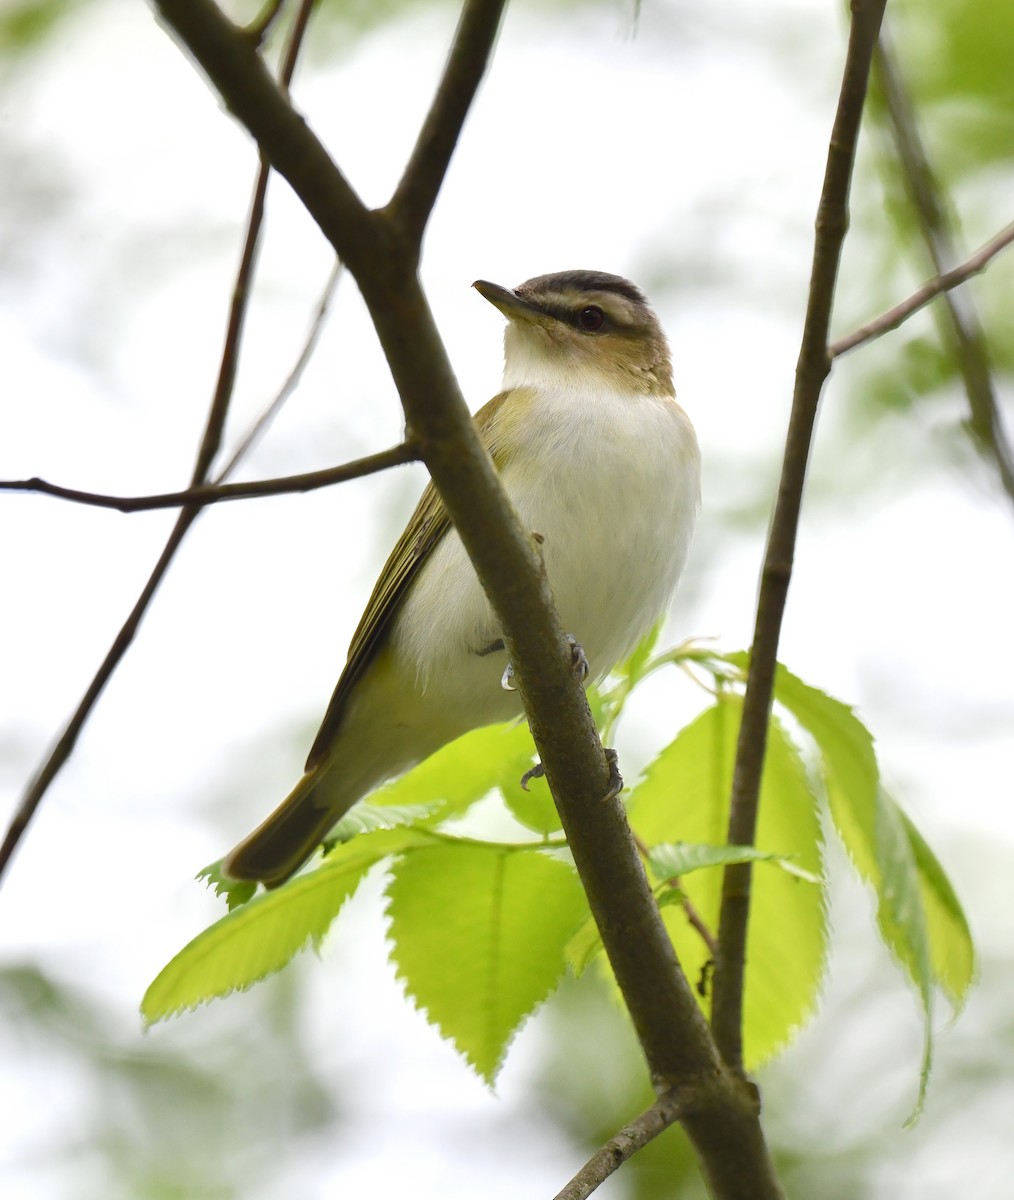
<box><xmin>603</xmin><ymin>747</ymin><xmax>624</xmax><ymax>801</ymax></box>
<box><xmin>499</xmin><ymin>635</ymin><xmax>588</xmax><ymax>693</ymax></box>
<box><xmin>566</xmin><ymin>634</ymin><xmax>590</xmax><ymax>683</ymax></box>
<box><xmin>520</xmin><ymin>748</ymin><xmax>622</xmax><ymax>798</ymax></box>
<box><xmin>520</xmin><ymin>761</ymin><xmax>544</xmax><ymax>791</ymax></box>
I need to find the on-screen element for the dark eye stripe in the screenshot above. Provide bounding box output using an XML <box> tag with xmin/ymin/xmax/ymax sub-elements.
<box><xmin>536</xmin><ymin>300</ymin><xmax>615</xmax><ymax>330</ymax></box>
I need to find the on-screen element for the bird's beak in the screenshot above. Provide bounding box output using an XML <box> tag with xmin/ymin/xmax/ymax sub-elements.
<box><xmin>473</xmin><ymin>280</ymin><xmax>544</xmax><ymax>325</ymax></box>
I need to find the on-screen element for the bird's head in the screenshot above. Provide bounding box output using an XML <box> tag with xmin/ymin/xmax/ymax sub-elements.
<box><xmin>473</xmin><ymin>270</ymin><xmax>673</xmax><ymax>397</ymax></box>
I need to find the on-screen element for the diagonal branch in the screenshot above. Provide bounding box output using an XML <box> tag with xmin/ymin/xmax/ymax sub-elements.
<box><xmin>387</xmin><ymin>0</ymin><xmax>508</xmax><ymax>248</ymax></box>
<box><xmin>0</xmin><ymin>0</ymin><xmax>319</xmax><ymax>886</ymax></box>
<box><xmin>873</xmin><ymin>34</ymin><xmax>1014</xmax><ymax>505</ymax></box>
<box><xmin>830</xmin><ymin>220</ymin><xmax>1014</xmax><ymax>358</ymax></box>
<box><xmin>552</xmin><ymin>1091</ymin><xmax>686</xmax><ymax>1200</ymax></box>
<box><xmin>14</xmin><ymin>1</ymin><xmax>788</xmax><ymax>1191</ymax></box>
<box><xmin>0</xmin><ymin>444</ymin><xmax>418</xmax><ymax>513</ymax></box>
<box><xmin>214</xmin><ymin>258</ymin><xmax>345</xmax><ymax>481</ymax></box>
<box><xmin>711</xmin><ymin>0</ymin><xmax>889</xmax><ymax>1072</ymax></box>
<box><xmin>148</xmin><ymin>10</ymin><xmax>788</xmax><ymax>1197</ymax></box>
<box><xmin>246</xmin><ymin>0</ymin><xmax>286</xmax><ymax>46</ymax></box>
<box><xmin>153</xmin><ymin>0</ymin><xmax>378</xmax><ymax>276</ymax></box>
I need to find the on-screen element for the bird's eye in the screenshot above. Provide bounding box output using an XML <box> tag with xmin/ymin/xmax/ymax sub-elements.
<box><xmin>576</xmin><ymin>306</ymin><xmax>606</xmax><ymax>332</ymax></box>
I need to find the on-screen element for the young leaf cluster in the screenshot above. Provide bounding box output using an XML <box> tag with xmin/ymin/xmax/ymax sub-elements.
<box><xmin>143</xmin><ymin>634</ymin><xmax>974</xmax><ymax>1103</ymax></box>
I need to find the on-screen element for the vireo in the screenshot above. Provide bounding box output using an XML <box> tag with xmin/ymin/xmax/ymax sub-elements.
<box><xmin>223</xmin><ymin>270</ymin><xmax>700</xmax><ymax>886</ymax></box>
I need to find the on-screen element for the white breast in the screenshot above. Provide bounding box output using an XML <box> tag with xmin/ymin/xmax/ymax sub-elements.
<box><xmin>393</xmin><ymin>385</ymin><xmax>700</xmax><ymax>706</ymax></box>
<box><xmin>506</xmin><ymin>386</ymin><xmax>700</xmax><ymax>674</ymax></box>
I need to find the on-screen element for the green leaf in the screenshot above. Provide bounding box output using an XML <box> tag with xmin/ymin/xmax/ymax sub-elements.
<box><xmin>499</xmin><ymin>764</ymin><xmax>562</xmax><ymax>835</ymax></box>
<box><xmin>899</xmin><ymin>809</ymin><xmax>976</xmax><ymax>1008</ymax></box>
<box><xmin>385</xmin><ymin>843</ymin><xmax>588</xmax><ymax>1083</ymax></box>
<box><xmin>142</xmin><ymin>829</ymin><xmax>421</xmax><ymax>1023</ymax></box>
<box><xmin>197</xmin><ymin>860</ymin><xmax>257</xmax><ymax>912</ymax></box>
<box><xmin>565</xmin><ymin>912</ymin><xmax>607</xmax><ymax>978</ymax></box>
<box><xmin>769</xmin><ymin>661</ymin><xmax>975</xmax><ymax>1006</ymax></box>
<box><xmin>875</xmin><ymin>789</ymin><xmax>935</xmax><ymax>1119</ymax></box>
<box><xmin>596</xmin><ymin>625</ymin><xmax>664</xmax><ymax>741</ymax></box>
<box><xmin>569</xmin><ymin>838</ymin><xmax>820</xmax><ymax>981</ymax></box>
<box><xmin>329</xmin><ymin>800</ymin><xmax>442</xmax><ymax>839</ymax></box>
<box><xmin>374</xmin><ymin>720</ymin><xmax>536</xmax><ymax>822</ymax></box>
<box><xmin>629</xmin><ymin>692</ymin><xmax>827</xmax><ymax>1067</ymax></box>
<box><xmin>618</xmin><ymin>621</ymin><xmax>665</xmax><ymax>686</ymax></box>
<box><xmin>764</xmin><ymin>659</ymin><xmax>880</xmax><ymax>879</ymax></box>
<box><xmin>768</xmin><ymin>660</ymin><xmax>976</xmax><ymax>1116</ymax></box>
<box><xmin>648</xmin><ymin>841</ymin><xmax>821</xmax><ymax>885</ymax></box>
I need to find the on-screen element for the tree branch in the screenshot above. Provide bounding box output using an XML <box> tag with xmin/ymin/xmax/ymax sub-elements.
<box><xmin>830</xmin><ymin>220</ymin><xmax>1014</xmax><ymax>358</ymax></box>
<box><xmin>873</xmin><ymin>33</ymin><xmax>1014</xmax><ymax>504</ymax></box>
<box><xmin>0</xmin><ymin>444</ymin><xmax>418</xmax><ymax>513</ymax></box>
<box><xmin>149</xmin><ymin>6</ymin><xmax>789</xmax><ymax>1196</ymax></box>
<box><xmin>246</xmin><ymin>0</ymin><xmax>286</xmax><ymax>47</ymax></box>
<box><xmin>0</xmin><ymin>0</ymin><xmax>319</xmax><ymax>886</ymax></box>
<box><xmin>387</xmin><ymin>0</ymin><xmax>508</xmax><ymax>247</ymax></box>
<box><xmin>711</xmin><ymin>0</ymin><xmax>888</xmax><ymax>1072</ymax></box>
<box><xmin>213</xmin><ymin>258</ymin><xmax>344</xmax><ymax>482</ymax></box>
<box><xmin>153</xmin><ymin>0</ymin><xmax>380</xmax><ymax>277</ymax></box>
<box><xmin>552</xmin><ymin>1091</ymin><xmax>686</xmax><ymax>1200</ymax></box>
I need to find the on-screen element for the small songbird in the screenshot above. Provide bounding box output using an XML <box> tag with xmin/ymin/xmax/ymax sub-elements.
<box><xmin>223</xmin><ymin>270</ymin><xmax>701</xmax><ymax>887</ymax></box>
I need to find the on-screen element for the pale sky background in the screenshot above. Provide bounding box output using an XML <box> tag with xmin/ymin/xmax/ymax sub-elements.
<box><xmin>2</xmin><ymin>0</ymin><xmax>1013</xmax><ymax>1196</ymax></box>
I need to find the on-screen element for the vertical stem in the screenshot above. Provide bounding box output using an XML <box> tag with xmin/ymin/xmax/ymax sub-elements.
<box><xmin>711</xmin><ymin>0</ymin><xmax>889</xmax><ymax>1070</ymax></box>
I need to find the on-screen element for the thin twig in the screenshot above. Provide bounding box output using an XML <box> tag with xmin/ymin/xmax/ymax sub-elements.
<box><xmin>1</xmin><ymin>444</ymin><xmax>418</xmax><ymax>513</ymax></box>
<box><xmin>246</xmin><ymin>0</ymin><xmax>286</xmax><ymax>46</ymax></box>
<box><xmin>873</xmin><ymin>34</ymin><xmax>1014</xmax><ymax>504</ymax></box>
<box><xmin>2</xmin><ymin>261</ymin><xmax>357</xmax><ymax>515</ymax></box>
<box><xmin>0</xmin><ymin>0</ymin><xmax>318</xmax><ymax>887</ymax></box>
<box><xmin>683</xmin><ymin>893</ymin><xmax>718</xmax><ymax>959</ymax></box>
<box><xmin>830</xmin><ymin>220</ymin><xmax>1014</xmax><ymax>358</ymax></box>
<box><xmin>711</xmin><ymin>0</ymin><xmax>889</xmax><ymax>1072</ymax></box>
<box><xmin>387</xmin><ymin>0</ymin><xmax>509</xmax><ymax>247</ymax></box>
<box><xmin>632</xmin><ymin>831</ymin><xmax>718</xmax><ymax>957</ymax></box>
<box><xmin>152</xmin><ymin>0</ymin><xmax>377</xmax><ymax>276</ymax></box>
<box><xmin>552</xmin><ymin>1091</ymin><xmax>686</xmax><ymax>1200</ymax></box>
<box><xmin>214</xmin><ymin>258</ymin><xmax>345</xmax><ymax>482</ymax></box>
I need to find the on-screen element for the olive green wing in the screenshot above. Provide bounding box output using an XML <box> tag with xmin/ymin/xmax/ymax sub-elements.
<box><xmin>304</xmin><ymin>390</ymin><xmax>518</xmax><ymax>770</ymax></box>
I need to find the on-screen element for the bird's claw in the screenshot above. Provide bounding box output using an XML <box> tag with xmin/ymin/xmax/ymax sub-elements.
<box><xmin>566</xmin><ymin>634</ymin><xmax>590</xmax><ymax>683</ymax></box>
<box><xmin>520</xmin><ymin>761</ymin><xmax>545</xmax><ymax>792</ymax></box>
<box><xmin>603</xmin><ymin>747</ymin><xmax>623</xmax><ymax>801</ymax></box>
<box><xmin>500</xmin><ymin>635</ymin><xmax>588</xmax><ymax>693</ymax></box>
<box><xmin>520</xmin><ymin>749</ymin><xmax>621</xmax><ymax>798</ymax></box>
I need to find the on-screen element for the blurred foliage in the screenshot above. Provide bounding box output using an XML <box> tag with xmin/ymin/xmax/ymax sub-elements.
<box><xmin>1</xmin><ymin>960</ymin><xmax>338</xmax><ymax>1199</ymax></box>
<box><xmin>841</xmin><ymin>0</ymin><xmax>1014</xmax><ymax>482</ymax></box>
<box><xmin>0</xmin><ymin>0</ymin><xmax>78</xmax><ymax>59</ymax></box>
<box><xmin>532</xmin><ymin>913</ymin><xmax>1013</xmax><ymax>1200</ymax></box>
<box><xmin>3</xmin><ymin>0</ymin><xmax>1011</xmax><ymax>1196</ymax></box>
<box><xmin>891</xmin><ymin>0</ymin><xmax>1014</xmax><ymax>177</ymax></box>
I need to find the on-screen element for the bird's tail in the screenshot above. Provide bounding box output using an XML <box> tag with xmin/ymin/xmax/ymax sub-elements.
<box><xmin>221</xmin><ymin>769</ymin><xmax>348</xmax><ymax>889</ymax></box>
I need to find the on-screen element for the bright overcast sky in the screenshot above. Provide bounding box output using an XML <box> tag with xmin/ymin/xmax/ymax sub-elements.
<box><xmin>2</xmin><ymin>0</ymin><xmax>1013</xmax><ymax>1196</ymax></box>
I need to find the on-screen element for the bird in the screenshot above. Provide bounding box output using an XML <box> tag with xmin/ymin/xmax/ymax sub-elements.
<box><xmin>222</xmin><ymin>270</ymin><xmax>701</xmax><ymax>887</ymax></box>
